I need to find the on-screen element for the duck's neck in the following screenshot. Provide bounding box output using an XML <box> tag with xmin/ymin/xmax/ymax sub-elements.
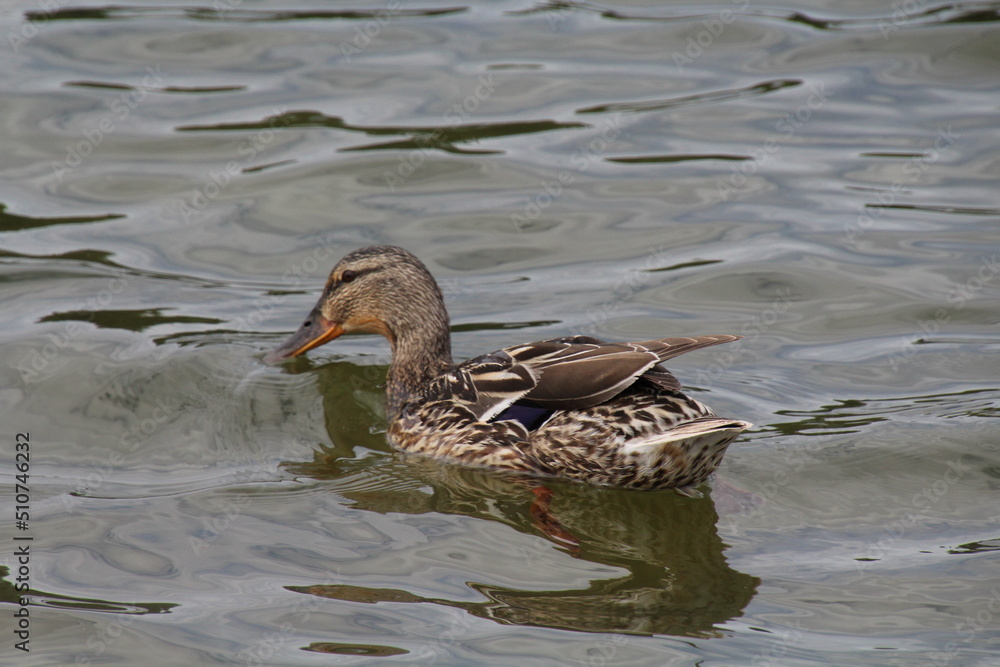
<box><xmin>384</xmin><ymin>306</ymin><xmax>453</xmax><ymax>418</ymax></box>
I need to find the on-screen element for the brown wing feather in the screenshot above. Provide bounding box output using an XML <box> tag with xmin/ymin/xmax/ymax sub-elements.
<box><xmin>639</xmin><ymin>365</ymin><xmax>682</xmax><ymax>393</ymax></box>
<box><xmin>635</xmin><ymin>335</ymin><xmax>741</xmax><ymax>392</ymax></box>
<box><xmin>453</xmin><ymin>334</ymin><xmax>741</xmax><ymax>418</ymax></box>
<box><xmin>449</xmin><ymin>351</ymin><xmax>538</xmax><ymax>420</ymax></box>
<box><xmin>521</xmin><ymin>348</ymin><xmax>661</xmax><ymax>409</ymax></box>
<box><xmin>509</xmin><ymin>335</ymin><xmax>741</xmax><ymax>410</ymax></box>
<box><xmin>631</xmin><ymin>335</ymin><xmax>741</xmax><ymax>363</ymax></box>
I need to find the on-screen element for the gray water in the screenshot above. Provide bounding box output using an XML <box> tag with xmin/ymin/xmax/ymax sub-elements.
<box><xmin>2</xmin><ymin>0</ymin><xmax>999</xmax><ymax>664</ymax></box>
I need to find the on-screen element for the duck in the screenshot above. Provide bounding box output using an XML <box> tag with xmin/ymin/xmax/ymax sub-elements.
<box><xmin>266</xmin><ymin>245</ymin><xmax>750</xmax><ymax>492</ymax></box>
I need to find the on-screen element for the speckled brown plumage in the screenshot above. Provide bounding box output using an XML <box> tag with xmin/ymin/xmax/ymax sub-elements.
<box><xmin>267</xmin><ymin>245</ymin><xmax>751</xmax><ymax>491</ymax></box>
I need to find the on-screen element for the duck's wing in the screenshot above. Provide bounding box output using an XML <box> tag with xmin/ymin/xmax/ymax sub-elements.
<box><xmin>434</xmin><ymin>351</ymin><xmax>539</xmax><ymax>422</ymax></box>
<box><xmin>505</xmin><ymin>334</ymin><xmax>741</xmax><ymax>411</ymax></box>
<box><xmin>446</xmin><ymin>334</ymin><xmax>741</xmax><ymax>420</ymax></box>
<box><xmin>624</xmin><ymin>334</ymin><xmax>742</xmax><ymax>393</ymax></box>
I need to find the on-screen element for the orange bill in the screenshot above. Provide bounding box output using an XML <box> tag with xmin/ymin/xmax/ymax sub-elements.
<box><xmin>264</xmin><ymin>309</ymin><xmax>344</xmax><ymax>364</ymax></box>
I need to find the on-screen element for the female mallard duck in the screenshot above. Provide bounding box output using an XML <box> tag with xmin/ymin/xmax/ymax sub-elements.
<box><xmin>266</xmin><ymin>245</ymin><xmax>750</xmax><ymax>491</ymax></box>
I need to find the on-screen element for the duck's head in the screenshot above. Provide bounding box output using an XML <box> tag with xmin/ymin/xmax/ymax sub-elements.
<box><xmin>264</xmin><ymin>245</ymin><xmax>450</xmax><ymax>364</ymax></box>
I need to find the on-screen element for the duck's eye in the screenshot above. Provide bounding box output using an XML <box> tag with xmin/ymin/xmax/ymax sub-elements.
<box><xmin>340</xmin><ymin>270</ymin><xmax>357</xmax><ymax>283</ymax></box>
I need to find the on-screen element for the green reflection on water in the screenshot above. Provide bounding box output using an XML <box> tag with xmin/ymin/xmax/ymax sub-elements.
<box><xmin>0</xmin><ymin>203</ymin><xmax>123</xmax><ymax>233</ymax></box>
<box><xmin>40</xmin><ymin>308</ymin><xmax>222</xmax><ymax>332</ymax></box>
<box><xmin>283</xmin><ymin>361</ymin><xmax>759</xmax><ymax>638</ymax></box>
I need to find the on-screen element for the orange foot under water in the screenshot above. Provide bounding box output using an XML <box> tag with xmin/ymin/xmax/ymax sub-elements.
<box><xmin>529</xmin><ymin>486</ymin><xmax>580</xmax><ymax>555</ymax></box>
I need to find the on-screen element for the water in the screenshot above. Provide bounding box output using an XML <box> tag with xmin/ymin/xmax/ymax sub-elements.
<box><xmin>2</xmin><ymin>0</ymin><xmax>999</xmax><ymax>664</ymax></box>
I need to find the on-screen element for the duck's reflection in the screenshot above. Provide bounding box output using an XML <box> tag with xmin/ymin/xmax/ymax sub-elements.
<box><xmin>283</xmin><ymin>360</ymin><xmax>758</xmax><ymax>637</ymax></box>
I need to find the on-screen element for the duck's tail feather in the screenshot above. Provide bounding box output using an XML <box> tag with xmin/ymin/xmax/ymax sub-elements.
<box><xmin>623</xmin><ymin>417</ymin><xmax>751</xmax><ymax>453</ymax></box>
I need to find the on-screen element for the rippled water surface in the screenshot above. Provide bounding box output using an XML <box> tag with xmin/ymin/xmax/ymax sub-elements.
<box><xmin>2</xmin><ymin>0</ymin><xmax>999</xmax><ymax>664</ymax></box>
